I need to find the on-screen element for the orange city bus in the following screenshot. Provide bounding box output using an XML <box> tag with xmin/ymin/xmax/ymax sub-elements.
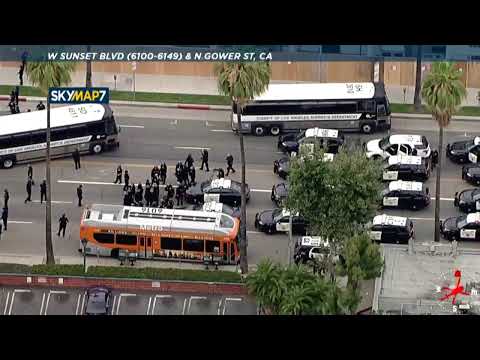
<box><xmin>79</xmin><ymin>204</ymin><xmax>240</xmax><ymax>265</ymax></box>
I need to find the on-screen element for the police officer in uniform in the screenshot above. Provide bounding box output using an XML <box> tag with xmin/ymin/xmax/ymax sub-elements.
<box><xmin>185</xmin><ymin>154</ymin><xmax>194</xmax><ymax>169</ymax></box>
<box><xmin>160</xmin><ymin>163</ymin><xmax>167</xmax><ymax>184</ymax></box>
<box><xmin>3</xmin><ymin>189</ymin><xmax>9</xmax><ymax>209</ymax></box>
<box><xmin>175</xmin><ymin>162</ymin><xmax>183</xmax><ymax>184</ymax></box>
<box><xmin>25</xmin><ymin>178</ymin><xmax>32</xmax><ymax>203</ymax></box>
<box><xmin>200</xmin><ymin>149</ymin><xmax>209</xmax><ymax>171</ymax></box>
<box><xmin>36</xmin><ymin>101</ymin><xmax>45</xmax><ymax>111</ymax></box>
<box><xmin>57</xmin><ymin>214</ymin><xmax>69</xmax><ymax>238</ymax></box>
<box><xmin>27</xmin><ymin>164</ymin><xmax>34</xmax><ymax>185</ymax></box>
<box><xmin>77</xmin><ymin>185</ymin><xmax>83</xmax><ymax>207</ymax></box>
<box><xmin>176</xmin><ymin>184</ymin><xmax>185</xmax><ymax>206</ymax></box>
<box><xmin>124</xmin><ymin>170</ymin><xmax>130</xmax><ymax>191</ymax></box>
<box><xmin>114</xmin><ymin>165</ymin><xmax>123</xmax><ymax>184</ymax></box>
<box><xmin>152</xmin><ymin>182</ymin><xmax>160</xmax><ymax>207</ymax></box>
<box><xmin>145</xmin><ymin>180</ymin><xmax>152</xmax><ymax>206</ymax></box>
<box><xmin>189</xmin><ymin>165</ymin><xmax>196</xmax><ymax>186</ymax></box>
<box><xmin>40</xmin><ymin>180</ymin><xmax>47</xmax><ymax>204</ymax></box>
<box><xmin>72</xmin><ymin>148</ymin><xmax>81</xmax><ymax>170</ymax></box>
<box><xmin>1</xmin><ymin>207</ymin><xmax>8</xmax><ymax>231</ymax></box>
<box><xmin>226</xmin><ymin>154</ymin><xmax>235</xmax><ymax>176</ymax></box>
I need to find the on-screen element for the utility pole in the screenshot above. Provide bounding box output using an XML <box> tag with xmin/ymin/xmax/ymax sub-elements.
<box><xmin>45</xmin><ymin>96</ymin><xmax>54</xmax><ymax>264</ymax></box>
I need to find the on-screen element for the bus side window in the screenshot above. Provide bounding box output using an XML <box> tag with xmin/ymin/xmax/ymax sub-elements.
<box><xmin>11</xmin><ymin>134</ymin><xmax>31</xmax><ymax>148</ymax></box>
<box><xmin>377</xmin><ymin>104</ymin><xmax>387</xmax><ymax>116</ymax></box>
<box><xmin>223</xmin><ymin>243</ymin><xmax>228</xmax><ymax>261</ymax></box>
<box><xmin>115</xmin><ymin>234</ymin><xmax>137</xmax><ymax>246</ymax></box>
<box><xmin>93</xmin><ymin>233</ymin><xmax>114</xmax><ymax>244</ymax></box>
<box><xmin>87</xmin><ymin>122</ymin><xmax>105</xmax><ymax>136</ymax></box>
<box><xmin>30</xmin><ymin>131</ymin><xmax>45</xmax><ymax>145</ymax></box>
<box><xmin>51</xmin><ymin>127</ymin><xmax>70</xmax><ymax>141</ymax></box>
<box><xmin>206</xmin><ymin>240</ymin><xmax>221</xmax><ymax>253</ymax></box>
<box><xmin>0</xmin><ymin>136</ymin><xmax>11</xmax><ymax>149</ymax></box>
<box><xmin>230</xmin><ymin>243</ymin><xmax>235</xmax><ymax>262</ymax></box>
<box><xmin>68</xmin><ymin>124</ymin><xmax>88</xmax><ymax>138</ymax></box>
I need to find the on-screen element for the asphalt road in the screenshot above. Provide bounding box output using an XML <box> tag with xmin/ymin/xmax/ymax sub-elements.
<box><xmin>1</xmin><ymin>105</ymin><xmax>480</xmax><ymax>267</ymax></box>
<box><xmin>0</xmin><ymin>286</ymin><xmax>257</xmax><ymax>315</ymax></box>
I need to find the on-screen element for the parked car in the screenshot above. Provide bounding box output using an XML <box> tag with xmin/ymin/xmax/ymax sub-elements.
<box><xmin>454</xmin><ymin>188</ymin><xmax>480</xmax><ymax>213</ymax></box>
<box><xmin>278</xmin><ymin>128</ymin><xmax>344</xmax><ymax>154</ymax></box>
<box><xmin>84</xmin><ymin>287</ymin><xmax>112</xmax><ymax>315</ymax></box>
<box><xmin>447</xmin><ymin>136</ymin><xmax>480</xmax><ymax>164</ymax></box>
<box><xmin>254</xmin><ymin>208</ymin><xmax>308</xmax><ymax>235</ymax></box>
<box><xmin>462</xmin><ymin>164</ymin><xmax>480</xmax><ymax>186</ymax></box>
<box><xmin>185</xmin><ymin>178</ymin><xmax>250</xmax><ymax>207</ymax></box>
<box><xmin>271</xmin><ymin>182</ymin><xmax>289</xmax><ymax>206</ymax></box>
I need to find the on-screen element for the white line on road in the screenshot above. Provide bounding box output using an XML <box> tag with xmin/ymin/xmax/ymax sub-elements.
<box><xmin>174</xmin><ymin>146</ymin><xmax>211</xmax><ymax>150</ymax></box>
<box><xmin>431</xmin><ymin>197</ymin><xmax>454</xmax><ymax>201</ymax></box>
<box><xmin>210</xmin><ymin>129</ymin><xmax>231</xmax><ymax>133</ymax></box>
<box><xmin>58</xmin><ymin>180</ymin><xmax>120</xmax><ymax>186</ymax></box>
<box><xmin>9</xmin><ymin>221</ymin><xmax>33</xmax><ymax>224</ymax></box>
<box><xmin>410</xmin><ymin>217</ymin><xmax>435</xmax><ymax>221</ymax></box>
<box><xmin>75</xmin><ymin>293</ymin><xmax>82</xmax><ymax>315</ymax></box>
<box><xmin>147</xmin><ymin>296</ymin><xmax>152</xmax><ymax>316</ymax></box>
<box><xmin>33</xmin><ymin>200</ymin><xmax>73</xmax><ymax>204</ymax></box>
<box><xmin>4</xmin><ymin>291</ymin><xmax>10</xmax><ymax>315</ymax></box>
<box><xmin>247</xmin><ymin>231</ymin><xmax>263</xmax><ymax>235</ymax></box>
<box><xmin>40</xmin><ymin>292</ymin><xmax>46</xmax><ymax>315</ymax></box>
<box><xmin>119</xmin><ymin>124</ymin><xmax>145</xmax><ymax>128</ymax></box>
<box><xmin>251</xmin><ymin>189</ymin><xmax>272</xmax><ymax>193</ymax></box>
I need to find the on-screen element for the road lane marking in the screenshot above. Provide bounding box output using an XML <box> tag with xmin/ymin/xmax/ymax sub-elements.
<box><xmin>187</xmin><ymin>296</ymin><xmax>207</xmax><ymax>315</ymax></box>
<box><xmin>247</xmin><ymin>231</ymin><xmax>263</xmax><ymax>235</ymax></box>
<box><xmin>182</xmin><ymin>298</ymin><xmax>187</xmax><ymax>315</ymax></box>
<box><xmin>9</xmin><ymin>221</ymin><xmax>33</xmax><ymax>224</ymax></box>
<box><xmin>210</xmin><ymin>129</ymin><xmax>231</xmax><ymax>133</ymax></box>
<box><xmin>4</xmin><ymin>291</ymin><xmax>10</xmax><ymax>315</ymax></box>
<box><xmin>410</xmin><ymin>217</ymin><xmax>435</xmax><ymax>221</ymax></box>
<box><xmin>40</xmin><ymin>292</ymin><xmax>46</xmax><ymax>315</ymax></box>
<box><xmin>222</xmin><ymin>297</ymin><xmax>243</xmax><ymax>315</ymax></box>
<box><xmin>251</xmin><ymin>189</ymin><xmax>272</xmax><ymax>193</ymax></box>
<box><xmin>175</xmin><ymin>146</ymin><xmax>211</xmax><ymax>150</ymax></box>
<box><xmin>119</xmin><ymin>124</ymin><xmax>145</xmax><ymax>128</ymax></box>
<box><xmin>147</xmin><ymin>296</ymin><xmax>152</xmax><ymax>315</ymax></box>
<box><xmin>431</xmin><ymin>197</ymin><xmax>454</xmax><ymax>201</ymax></box>
<box><xmin>44</xmin><ymin>290</ymin><xmax>67</xmax><ymax>315</ymax></box>
<box><xmin>116</xmin><ymin>293</ymin><xmax>137</xmax><ymax>315</ymax></box>
<box><xmin>33</xmin><ymin>200</ymin><xmax>73</xmax><ymax>204</ymax></box>
<box><xmin>75</xmin><ymin>293</ymin><xmax>82</xmax><ymax>315</ymax></box>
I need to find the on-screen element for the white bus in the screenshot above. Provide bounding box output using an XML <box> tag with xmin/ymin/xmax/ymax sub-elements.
<box><xmin>232</xmin><ymin>82</ymin><xmax>391</xmax><ymax>136</ymax></box>
<box><xmin>0</xmin><ymin>103</ymin><xmax>120</xmax><ymax>169</ymax></box>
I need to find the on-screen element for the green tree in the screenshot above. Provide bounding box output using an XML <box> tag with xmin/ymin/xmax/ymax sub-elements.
<box><xmin>285</xmin><ymin>148</ymin><xmax>383</xmax><ymax>280</ymax></box>
<box><xmin>337</xmin><ymin>232</ymin><xmax>383</xmax><ymax>313</ymax></box>
<box><xmin>215</xmin><ymin>62</ymin><xmax>271</xmax><ymax>274</ymax></box>
<box><xmin>26</xmin><ymin>61</ymin><xmax>77</xmax><ymax>265</ymax></box>
<box><xmin>421</xmin><ymin>62</ymin><xmax>466</xmax><ymax>242</ymax></box>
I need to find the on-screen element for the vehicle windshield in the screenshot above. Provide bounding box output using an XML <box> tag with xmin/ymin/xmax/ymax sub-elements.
<box><xmin>473</xmin><ymin>189</ymin><xmax>480</xmax><ymax>201</ymax></box>
<box><xmin>457</xmin><ymin>216</ymin><xmax>468</xmax><ymax>229</ymax></box>
<box><xmin>378</xmin><ymin>136</ymin><xmax>391</xmax><ymax>150</ymax></box>
<box><xmin>272</xmin><ymin>208</ymin><xmax>283</xmax><ymax>221</ymax></box>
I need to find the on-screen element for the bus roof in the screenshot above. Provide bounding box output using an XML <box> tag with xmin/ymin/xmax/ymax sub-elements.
<box><xmin>82</xmin><ymin>204</ymin><xmax>237</xmax><ymax>237</ymax></box>
<box><xmin>252</xmin><ymin>82</ymin><xmax>376</xmax><ymax>102</ymax></box>
<box><xmin>0</xmin><ymin>104</ymin><xmax>107</xmax><ymax>137</ymax></box>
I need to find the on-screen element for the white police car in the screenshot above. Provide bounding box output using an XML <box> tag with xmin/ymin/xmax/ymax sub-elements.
<box><xmin>380</xmin><ymin>180</ymin><xmax>430</xmax><ymax>210</ymax></box>
<box><xmin>365</xmin><ymin>134</ymin><xmax>431</xmax><ymax>160</ymax></box>
<box><xmin>255</xmin><ymin>208</ymin><xmax>308</xmax><ymax>235</ymax></box>
<box><xmin>192</xmin><ymin>201</ymin><xmax>241</xmax><ymax>218</ymax></box>
<box><xmin>293</xmin><ymin>236</ymin><xmax>342</xmax><ymax>265</ymax></box>
<box><xmin>382</xmin><ymin>155</ymin><xmax>430</xmax><ymax>182</ymax></box>
<box><xmin>441</xmin><ymin>212</ymin><xmax>480</xmax><ymax>241</ymax></box>
<box><xmin>369</xmin><ymin>214</ymin><xmax>414</xmax><ymax>244</ymax></box>
<box><xmin>278</xmin><ymin>128</ymin><xmax>345</xmax><ymax>155</ymax></box>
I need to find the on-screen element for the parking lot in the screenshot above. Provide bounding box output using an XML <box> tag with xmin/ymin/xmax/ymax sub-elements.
<box><xmin>0</xmin><ymin>287</ymin><xmax>258</xmax><ymax>315</ymax></box>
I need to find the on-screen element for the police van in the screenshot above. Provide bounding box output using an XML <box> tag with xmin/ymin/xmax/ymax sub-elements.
<box><xmin>380</xmin><ymin>180</ymin><xmax>430</xmax><ymax>210</ymax></box>
<box><xmin>293</xmin><ymin>236</ymin><xmax>342</xmax><ymax>265</ymax></box>
<box><xmin>277</xmin><ymin>128</ymin><xmax>345</xmax><ymax>155</ymax></box>
<box><xmin>441</xmin><ymin>212</ymin><xmax>480</xmax><ymax>241</ymax></box>
<box><xmin>369</xmin><ymin>214</ymin><xmax>414</xmax><ymax>244</ymax></box>
<box><xmin>365</xmin><ymin>134</ymin><xmax>431</xmax><ymax>160</ymax></box>
<box><xmin>382</xmin><ymin>155</ymin><xmax>430</xmax><ymax>182</ymax></box>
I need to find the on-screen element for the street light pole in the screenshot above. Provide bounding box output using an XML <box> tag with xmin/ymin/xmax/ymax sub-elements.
<box><xmin>45</xmin><ymin>98</ymin><xmax>54</xmax><ymax>264</ymax></box>
<box><xmin>81</xmin><ymin>238</ymin><xmax>88</xmax><ymax>273</ymax></box>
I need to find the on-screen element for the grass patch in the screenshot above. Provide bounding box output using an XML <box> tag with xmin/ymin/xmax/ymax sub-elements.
<box><xmin>0</xmin><ymin>263</ymin><xmax>32</xmax><ymax>274</ymax></box>
<box><xmin>0</xmin><ymin>85</ymin><xmax>44</xmax><ymax>97</ymax></box>
<box><xmin>391</xmin><ymin>103</ymin><xmax>480</xmax><ymax>117</ymax></box>
<box><xmin>27</xmin><ymin>264</ymin><xmax>242</xmax><ymax>283</ymax></box>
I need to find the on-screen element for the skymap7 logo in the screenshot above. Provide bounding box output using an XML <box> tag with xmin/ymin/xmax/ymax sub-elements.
<box><xmin>48</xmin><ymin>87</ymin><xmax>109</xmax><ymax>104</ymax></box>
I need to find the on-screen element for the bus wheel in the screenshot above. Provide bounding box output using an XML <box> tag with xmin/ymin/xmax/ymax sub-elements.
<box><xmin>361</xmin><ymin>123</ymin><xmax>373</xmax><ymax>134</ymax></box>
<box><xmin>270</xmin><ymin>126</ymin><xmax>280</xmax><ymax>136</ymax></box>
<box><xmin>254</xmin><ymin>126</ymin><xmax>265</xmax><ymax>136</ymax></box>
<box><xmin>91</xmin><ymin>143</ymin><xmax>103</xmax><ymax>154</ymax></box>
<box><xmin>2</xmin><ymin>158</ymin><xmax>14</xmax><ymax>169</ymax></box>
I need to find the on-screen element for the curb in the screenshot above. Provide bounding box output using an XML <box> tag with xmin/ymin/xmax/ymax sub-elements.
<box><xmin>0</xmin><ymin>95</ymin><xmax>26</xmax><ymax>102</ymax></box>
<box><xmin>392</xmin><ymin>112</ymin><xmax>480</xmax><ymax>122</ymax></box>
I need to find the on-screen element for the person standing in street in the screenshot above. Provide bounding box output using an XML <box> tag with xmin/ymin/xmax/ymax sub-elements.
<box><xmin>1</xmin><ymin>207</ymin><xmax>8</xmax><ymax>232</ymax></box>
<box><xmin>57</xmin><ymin>214</ymin><xmax>69</xmax><ymax>238</ymax></box>
<box><xmin>226</xmin><ymin>153</ymin><xmax>235</xmax><ymax>176</ymax></box>
<box><xmin>431</xmin><ymin>150</ymin><xmax>439</xmax><ymax>169</ymax></box>
<box><xmin>40</xmin><ymin>180</ymin><xmax>47</xmax><ymax>204</ymax></box>
<box><xmin>114</xmin><ymin>165</ymin><xmax>122</xmax><ymax>184</ymax></box>
<box><xmin>160</xmin><ymin>163</ymin><xmax>167</xmax><ymax>184</ymax></box>
<box><xmin>145</xmin><ymin>180</ymin><xmax>151</xmax><ymax>206</ymax></box>
<box><xmin>152</xmin><ymin>182</ymin><xmax>160</xmax><ymax>207</ymax></box>
<box><xmin>25</xmin><ymin>178</ymin><xmax>32</xmax><ymax>203</ymax></box>
<box><xmin>176</xmin><ymin>184</ymin><xmax>185</xmax><ymax>206</ymax></box>
<box><xmin>124</xmin><ymin>170</ymin><xmax>130</xmax><ymax>191</ymax></box>
<box><xmin>27</xmin><ymin>164</ymin><xmax>34</xmax><ymax>185</ymax></box>
<box><xmin>72</xmin><ymin>148</ymin><xmax>81</xmax><ymax>170</ymax></box>
<box><xmin>189</xmin><ymin>165</ymin><xmax>196</xmax><ymax>186</ymax></box>
<box><xmin>200</xmin><ymin>149</ymin><xmax>209</xmax><ymax>172</ymax></box>
<box><xmin>77</xmin><ymin>185</ymin><xmax>83</xmax><ymax>207</ymax></box>
<box><xmin>18</xmin><ymin>64</ymin><xmax>24</xmax><ymax>86</ymax></box>
<box><xmin>185</xmin><ymin>154</ymin><xmax>194</xmax><ymax>169</ymax></box>
<box><xmin>3</xmin><ymin>189</ymin><xmax>9</xmax><ymax>209</ymax></box>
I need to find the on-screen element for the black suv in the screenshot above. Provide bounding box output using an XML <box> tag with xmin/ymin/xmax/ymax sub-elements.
<box><xmin>454</xmin><ymin>188</ymin><xmax>480</xmax><ymax>214</ymax></box>
<box><xmin>447</xmin><ymin>136</ymin><xmax>480</xmax><ymax>164</ymax></box>
<box><xmin>441</xmin><ymin>213</ymin><xmax>480</xmax><ymax>241</ymax></box>
<box><xmin>254</xmin><ymin>208</ymin><xmax>307</xmax><ymax>235</ymax></box>
<box><xmin>382</xmin><ymin>155</ymin><xmax>430</xmax><ymax>182</ymax></box>
<box><xmin>271</xmin><ymin>183</ymin><xmax>289</xmax><ymax>206</ymax></box>
<box><xmin>369</xmin><ymin>214</ymin><xmax>414</xmax><ymax>244</ymax></box>
<box><xmin>278</xmin><ymin>128</ymin><xmax>344</xmax><ymax>155</ymax></box>
<box><xmin>380</xmin><ymin>180</ymin><xmax>430</xmax><ymax>210</ymax></box>
<box><xmin>462</xmin><ymin>164</ymin><xmax>480</xmax><ymax>186</ymax></box>
<box><xmin>185</xmin><ymin>178</ymin><xmax>250</xmax><ymax>207</ymax></box>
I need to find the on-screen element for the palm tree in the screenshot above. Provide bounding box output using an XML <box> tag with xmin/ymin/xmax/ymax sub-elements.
<box><xmin>215</xmin><ymin>62</ymin><xmax>271</xmax><ymax>274</ymax></box>
<box><xmin>26</xmin><ymin>61</ymin><xmax>77</xmax><ymax>264</ymax></box>
<box><xmin>246</xmin><ymin>259</ymin><xmax>283</xmax><ymax>314</ymax></box>
<box><xmin>413</xmin><ymin>45</ymin><xmax>423</xmax><ymax>111</ymax></box>
<box><xmin>421</xmin><ymin>62</ymin><xmax>466</xmax><ymax>243</ymax></box>
<box><xmin>86</xmin><ymin>45</ymin><xmax>92</xmax><ymax>87</ymax></box>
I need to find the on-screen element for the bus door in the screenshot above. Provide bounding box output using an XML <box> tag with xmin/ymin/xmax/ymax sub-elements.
<box><xmin>138</xmin><ymin>236</ymin><xmax>152</xmax><ymax>259</ymax></box>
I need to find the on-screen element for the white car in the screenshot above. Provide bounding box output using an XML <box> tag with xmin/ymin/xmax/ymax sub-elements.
<box><xmin>365</xmin><ymin>134</ymin><xmax>431</xmax><ymax>160</ymax></box>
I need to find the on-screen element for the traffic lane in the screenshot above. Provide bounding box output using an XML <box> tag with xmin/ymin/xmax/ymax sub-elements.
<box><xmin>112</xmin><ymin>106</ymin><xmax>230</xmax><ymax>122</ymax></box>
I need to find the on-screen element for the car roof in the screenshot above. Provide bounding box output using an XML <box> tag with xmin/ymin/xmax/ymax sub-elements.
<box><xmin>210</xmin><ymin>178</ymin><xmax>232</xmax><ymax>189</ymax></box>
<box><xmin>466</xmin><ymin>212</ymin><xmax>480</xmax><ymax>224</ymax></box>
<box><xmin>304</xmin><ymin>128</ymin><xmax>339</xmax><ymax>139</ymax></box>
<box><xmin>373</xmin><ymin>214</ymin><xmax>408</xmax><ymax>227</ymax></box>
<box><xmin>388</xmin><ymin>180</ymin><xmax>423</xmax><ymax>192</ymax></box>
<box><xmin>388</xmin><ymin>155</ymin><xmax>422</xmax><ymax>166</ymax></box>
<box><xmin>389</xmin><ymin>134</ymin><xmax>424</xmax><ymax>145</ymax></box>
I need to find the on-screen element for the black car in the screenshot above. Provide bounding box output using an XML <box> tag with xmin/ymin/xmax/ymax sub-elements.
<box><xmin>84</xmin><ymin>287</ymin><xmax>112</xmax><ymax>315</ymax></box>
<box><xmin>254</xmin><ymin>208</ymin><xmax>307</xmax><ymax>235</ymax></box>
<box><xmin>271</xmin><ymin>183</ymin><xmax>289</xmax><ymax>206</ymax></box>
<box><xmin>382</xmin><ymin>155</ymin><xmax>430</xmax><ymax>182</ymax></box>
<box><xmin>446</xmin><ymin>136</ymin><xmax>480</xmax><ymax>164</ymax></box>
<box><xmin>440</xmin><ymin>212</ymin><xmax>480</xmax><ymax>241</ymax></box>
<box><xmin>192</xmin><ymin>201</ymin><xmax>241</xmax><ymax>218</ymax></box>
<box><xmin>278</xmin><ymin>128</ymin><xmax>344</xmax><ymax>154</ymax></box>
<box><xmin>462</xmin><ymin>164</ymin><xmax>480</xmax><ymax>186</ymax></box>
<box><xmin>273</xmin><ymin>157</ymin><xmax>290</xmax><ymax>179</ymax></box>
<box><xmin>380</xmin><ymin>180</ymin><xmax>430</xmax><ymax>210</ymax></box>
<box><xmin>454</xmin><ymin>188</ymin><xmax>480</xmax><ymax>213</ymax></box>
<box><xmin>185</xmin><ymin>178</ymin><xmax>250</xmax><ymax>207</ymax></box>
<box><xmin>369</xmin><ymin>214</ymin><xmax>414</xmax><ymax>244</ymax></box>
